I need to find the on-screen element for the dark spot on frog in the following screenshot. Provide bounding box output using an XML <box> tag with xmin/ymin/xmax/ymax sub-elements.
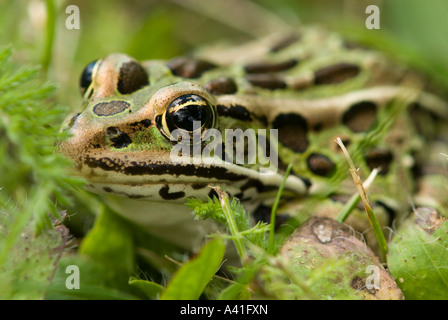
<box><xmin>253</xmin><ymin>204</ymin><xmax>290</xmax><ymax>229</ymax></box>
<box><xmin>375</xmin><ymin>200</ymin><xmax>397</xmax><ymax>225</ymax></box>
<box><xmin>204</xmin><ymin>77</ymin><xmax>237</xmax><ymax>95</ymax></box>
<box><xmin>245</xmin><ymin>74</ymin><xmax>287</xmax><ymax>90</ymax></box>
<box><xmin>106</xmin><ymin>127</ymin><xmax>132</xmax><ymax>149</ymax></box>
<box><xmin>159</xmin><ymin>185</ymin><xmax>185</xmax><ymax>200</ymax></box>
<box><xmin>410</xmin><ymin>150</ymin><xmax>423</xmax><ymax>180</ymax></box>
<box><xmin>191</xmin><ymin>183</ymin><xmax>207</xmax><ymax>190</ymax></box>
<box><xmin>290</xmin><ymin>169</ymin><xmax>312</xmax><ymax>189</ymax></box>
<box><xmin>409</xmin><ymin>102</ymin><xmax>439</xmax><ymax>139</ymax></box>
<box><xmin>217</xmin><ymin>104</ymin><xmax>252</xmax><ymax>121</ymax></box>
<box><xmin>272</xmin><ymin>113</ymin><xmax>308</xmax><ymax>153</ymax></box>
<box><xmin>314</xmin><ymin>63</ymin><xmax>360</xmax><ymax>85</ymax></box>
<box><xmin>129</xmin><ymin>194</ymin><xmax>145</xmax><ymax>199</ymax></box>
<box><xmin>312</xmin><ymin>122</ymin><xmax>323</xmax><ymax>132</ymax></box>
<box><xmin>270</xmin><ymin>34</ymin><xmax>301</xmax><ymax>53</ymax></box>
<box><xmin>234</xmin><ymin>192</ymin><xmax>244</xmax><ymax>200</ymax></box>
<box><xmin>332</xmin><ymin>136</ymin><xmax>351</xmax><ymax>153</ymax></box>
<box><xmin>208</xmin><ymin>188</ymin><xmax>219</xmax><ymax>200</ymax></box>
<box><xmin>93</xmin><ymin>101</ymin><xmax>130</xmax><ymax>117</ymax></box>
<box><xmin>364</xmin><ymin>148</ymin><xmax>393</xmax><ymax>175</ymax></box>
<box><xmin>129</xmin><ymin>119</ymin><xmax>152</xmax><ymax>128</ymax></box>
<box><xmin>103</xmin><ymin>186</ymin><xmax>113</xmax><ymax>193</ymax></box>
<box><xmin>166</xmin><ymin>57</ymin><xmax>216</xmax><ymax>79</ymax></box>
<box><xmin>240</xmin><ymin>179</ymin><xmax>278</xmax><ymax>193</ymax></box>
<box><xmin>117</xmin><ymin>61</ymin><xmax>149</xmax><ymax>94</ymax></box>
<box><xmin>244</xmin><ymin>59</ymin><xmax>298</xmax><ymax>74</ymax></box>
<box><xmin>342</xmin><ymin>101</ymin><xmax>377</xmax><ymax>132</ymax></box>
<box><xmin>307</xmin><ymin>153</ymin><xmax>336</xmax><ymax>176</ymax></box>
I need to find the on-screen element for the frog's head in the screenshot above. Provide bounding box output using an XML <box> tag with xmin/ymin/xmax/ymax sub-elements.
<box><xmin>57</xmin><ymin>54</ymin><xmax>309</xmax><ymax>203</ymax></box>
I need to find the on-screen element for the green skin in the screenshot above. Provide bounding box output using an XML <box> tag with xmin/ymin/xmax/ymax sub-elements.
<box><xmin>58</xmin><ymin>27</ymin><xmax>448</xmax><ymax>250</ymax></box>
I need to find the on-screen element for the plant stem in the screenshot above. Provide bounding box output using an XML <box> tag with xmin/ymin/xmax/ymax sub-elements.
<box><xmin>335</xmin><ymin>168</ymin><xmax>378</xmax><ymax>223</ymax></box>
<box><xmin>43</xmin><ymin>0</ymin><xmax>55</xmax><ymax>74</ymax></box>
<box><xmin>336</xmin><ymin>138</ymin><xmax>388</xmax><ymax>262</ymax></box>
<box><xmin>215</xmin><ymin>188</ymin><xmax>247</xmax><ymax>263</ymax></box>
<box><xmin>268</xmin><ymin>163</ymin><xmax>293</xmax><ymax>253</ymax></box>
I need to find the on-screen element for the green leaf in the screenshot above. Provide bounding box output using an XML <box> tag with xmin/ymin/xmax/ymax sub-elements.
<box><xmin>0</xmin><ymin>45</ymin><xmax>86</xmax><ymax>299</ymax></box>
<box><xmin>78</xmin><ymin>205</ymin><xmax>135</xmax><ymax>290</ymax></box>
<box><xmin>79</xmin><ymin>206</ymin><xmax>135</xmax><ymax>272</ymax></box>
<box><xmin>160</xmin><ymin>237</ymin><xmax>226</xmax><ymax>300</ymax></box>
<box><xmin>129</xmin><ymin>277</ymin><xmax>164</xmax><ymax>300</ymax></box>
<box><xmin>0</xmin><ymin>217</ymin><xmax>68</xmax><ymax>300</ymax></box>
<box><xmin>388</xmin><ymin>208</ymin><xmax>448</xmax><ymax>299</ymax></box>
<box><xmin>45</xmin><ymin>257</ymin><xmax>138</xmax><ymax>300</ymax></box>
<box><xmin>46</xmin><ymin>208</ymin><xmax>143</xmax><ymax>300</ymax></box>
<box><xmin>217</xmin><ymin>282</ymin><xmax>251</xmax><ymax>300</ymax></box>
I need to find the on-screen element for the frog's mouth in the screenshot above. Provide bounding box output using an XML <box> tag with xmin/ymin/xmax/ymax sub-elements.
<box><xmin>70</xmin><ymin>150</ymin><xmax>310</xmax><ymax>203</ymax></box>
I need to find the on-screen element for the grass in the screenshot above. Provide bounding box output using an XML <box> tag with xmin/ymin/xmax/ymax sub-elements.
<box><xmin>0</xmin><ymin>46</ymin><xmax>84</xmax><ymax>299</ymax></box>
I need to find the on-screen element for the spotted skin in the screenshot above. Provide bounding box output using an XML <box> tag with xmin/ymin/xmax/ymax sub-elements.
<box><xmin>58</xmin><ymin>27</ymin><xmax>448</xmax><ymax>246</ymax></box>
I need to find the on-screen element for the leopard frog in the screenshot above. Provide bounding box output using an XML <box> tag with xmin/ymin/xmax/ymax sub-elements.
<box><xmin>58</xmin><ymin>26</ymin><xmax>448</xmax><ymax>251</ymax></box>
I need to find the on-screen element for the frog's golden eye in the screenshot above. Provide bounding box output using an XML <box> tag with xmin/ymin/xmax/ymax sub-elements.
<box><xmin>157</xmin><ymin>94</ymin><xmax>216</xmax><ymax>140</ymax></box>
<box><xmin>80</xmin><ymin>60</ymin><xmax>99</xmax><ymax>96</ymax></box>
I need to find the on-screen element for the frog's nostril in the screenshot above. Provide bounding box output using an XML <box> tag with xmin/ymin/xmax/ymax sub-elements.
<box><xmin>69</xmin><ymin>113</ymin><xmax>81</xmax><ymax>125</ymax></box>
<box><xmin>61</xmin><ymin>112</ymin><xmax>81</xmax><ymax>132</ymax></box>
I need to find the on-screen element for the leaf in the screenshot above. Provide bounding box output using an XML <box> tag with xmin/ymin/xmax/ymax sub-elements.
<box><xmin>0</xmin><ymin>46</ymin><xmax>85</xmax><ymax>299</ymax></box>
<box><xmin>129</xmin><ymin>277</ymin><xmax>164</xmax><ymax>300</ymax></box>
<box><xmin>78</xmin><ymin>207</ymin><xmax>134</xmax><ymax>271</ymax></box>
<box><xmin>45</xmin><ymin>256</ymin><xmax>138</xmax><ymax>300</ymax></box>
<box><xmin>217</xmin><ymin>282</ymin><xmax>251</xmax><ymax>300</ymax></box>
<box><xmin>0</xmin><ymin>216</ymin><xmax>69</xmax><ymax>299</ymax></box>
<box><xmin>78</xmin><ymin>206</ymin><xmax>135</xmax><ymax>287</ymax></box>
<box><xmin>45</xmin><ymin>207</ymin><xmax>139</xmax><ymax>299</ymax></box>
<box><xmin>388</xmin><ymin>208</ymin><xmax>448</xmax><ymax>299</ymax></box>
<box><xmin>160</xmin><ymin>237</ymin><xmax>225</xmax><ymax>300</ymax></box>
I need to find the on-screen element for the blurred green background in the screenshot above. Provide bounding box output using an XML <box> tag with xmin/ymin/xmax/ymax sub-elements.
<box><xmin>1</xmin><ymin>0</ymin><xmax>447</xmax><ymax>112</ymax></box>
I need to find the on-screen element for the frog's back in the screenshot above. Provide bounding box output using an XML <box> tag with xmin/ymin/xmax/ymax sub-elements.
<box><xmin>153</xmin><ymin>27</ymin><xmax>448</xmax><ymax>226</ymax></box>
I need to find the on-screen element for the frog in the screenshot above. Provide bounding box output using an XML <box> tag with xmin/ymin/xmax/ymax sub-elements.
<box><xmin>57</xmin><ymin>26</ymin><xmax>448</xmax><ymax>256</ymax></box>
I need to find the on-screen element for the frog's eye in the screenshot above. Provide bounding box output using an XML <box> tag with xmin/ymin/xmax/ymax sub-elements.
<box><xmin>158</xmin><ymin>94</ymin><xmax>216</xmax><ymax>140</ymax></box>
<box><xmin>80</xmin><ymin>60</ymin><xmax>99</xmax><ymax>96</ymax></box>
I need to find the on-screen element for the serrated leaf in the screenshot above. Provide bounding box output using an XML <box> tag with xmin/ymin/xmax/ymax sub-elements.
<box><xmin>160</xmin><ymin>237</ymin><xmax>225</xmax><ymax>300</ymax></box>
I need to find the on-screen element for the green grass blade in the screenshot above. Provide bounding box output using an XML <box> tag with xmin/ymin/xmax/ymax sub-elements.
<box><xmin>160</xmin><ymin>237</ymin><xmax>225</xmax><ymax>300</ymax></box>
<box><xmin>268</xmin><ymin>163</ymin><xmax>293</xmax><ymax>252</ymax></box>
<box><xmin>336</xmin><ymin>138</ymin><xmax>388</xmax><ymax>262</ymax></box>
